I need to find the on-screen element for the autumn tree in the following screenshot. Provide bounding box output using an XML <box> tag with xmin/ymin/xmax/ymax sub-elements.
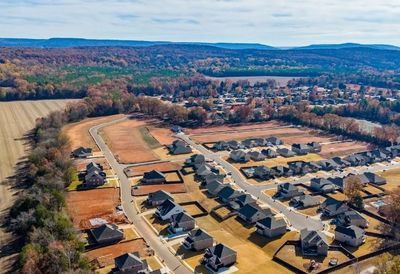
<box><xmin>344</xmin><ymin>176</ymin><xmax>364</xmax><ymax>209</ymax></box>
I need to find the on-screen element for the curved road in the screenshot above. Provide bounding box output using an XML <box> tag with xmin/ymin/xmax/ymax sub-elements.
<box><xmin>89</xmin><ymin>117</ymin><xmax>191</xmax><ymax>274</ymax></box>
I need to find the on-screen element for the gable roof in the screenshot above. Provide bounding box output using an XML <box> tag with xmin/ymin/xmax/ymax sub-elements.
<box><xmin>114</xmin><ymin>252</ymin><xmax>145</xmax><ymax>271</ymax></box>
<box><xmin>90</xmin><ymin>224</ymin><xmax>123</xmax><ymax>242</ymax></box>
<box><xmin>207</xmin><ymin>243</ymin><xmax>236</xmax><ymax>259</ymax></box>
<box><xmin>335</xmin><ymin>225</ymin><xmax>365</xmax><ymax>239</ymax></box>
<box><xmin>300</xmin><ymin>229</ymin><xmax>328</xmax><ymax>247</ymax></box>
<box><xmin>157</xmin><ymin>199</ymin><xmax>181</xmax><ymax>216</ymax></box>
<box><xmin>147</xmin><ymin>190</ymin><xmax>173</xmax><ymax>202</ymax></box>
<box><xmin>187</xmin><ymin>228</ymin><xmax>213</xmax><ymax>242</ymax></box>
<box><xmin>217</xmin><ymin>186</ymin><xmax>240</xmax><ymax>200</ymax></box>
<box><xmin>170</xmin><ymin>212</ymin><xmax>194</xmax><ymax>225</ymax></box>
<box><xmin>143</xmin><ymin>170</ymin><xmax>166</xmax><ymax>180</ymax></box>
<box><xmin>257</xmin><ymin>216</ymin><xmax>286</xmax><ymax>229</ymax></box>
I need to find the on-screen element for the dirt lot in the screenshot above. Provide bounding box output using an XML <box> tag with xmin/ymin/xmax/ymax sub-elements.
<box><xmin>148</xmin><ymin>126</ymin><xmax>176</xmax><ymax>145</ymax></box>
<box><xmin>0</xmin><ymin>99</ymin><xmax>77</xmax><ymax>271</ymax></box>
<box><xmin>186</xmin><ymin>121</ymin><xmax>283</xmax><ymax>135</ymax></box>
<box><xmin>63</xmin><ymin>114</ymin><xmax>124</xmax><ymax>152</ymax></box>
<box><xmin>86</xmin><ymin>239</ymin><xmax>148</xmax><ymax>266</ymax></box>
<box><xmin>131</xmin><ymin>183</ymin><xmax>186</xmax><ymax>196</ymax></box>
<box><xmin>319</xmin><ymin>141</ymin><xmax>372</xmax><ymax>158</ymax></box>
<box><xmin>101</xmin><ymin>119</ymin><xmax>161</xmax><ymax>164</ymax></box>
<box><xmin>66</xmin><ymin>188</ymin><xmax>124</xmax><ymax>229</ymax></box>
<box><xmin>125</xmin><ymin>162</ymin><xmax>180</xmax><ymax>177</ymax></box>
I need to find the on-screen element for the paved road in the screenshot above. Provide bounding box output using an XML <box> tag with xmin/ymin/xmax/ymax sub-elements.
<box><xmin>178</xmin><ymin>133</ymin><xmax>325</xmax><ymax>231</ymax></box>
<box><xmin>89</xmin><ymin>117</ymin><xmax>191</xmax><ymax>274</ymax></box>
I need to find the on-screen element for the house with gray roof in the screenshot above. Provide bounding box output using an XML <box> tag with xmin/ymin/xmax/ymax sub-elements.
<box><xmin>290</xmin><ymin>195</ymin><xmax>320</xmax><ymax>209</ymax></box>
<box><xmin>310</xmin><ymin>178</ymin><xmax>337</xmax><ymax>193</ymax></box>
<box><xmin>359</xmin><ymin>172</ymin><xmax>386</xmax><ymax>185</ymax></box>
<box><xmin>337</xmin><ymin>211</ymin><xmax>368</xmax><ymax>228</ymax></box>
<box><xmin>185</xmin><ymin>154</ymin><xmax>205</xmax><ymax>166</ymax></box>
<box><xmin>248</xmin><ymin>151</ymin><xmax>266</xmax><ymax>161</ymax></box>
<box><xmin>261</xmin><ymin>148</ymin><xmax>278</xmax><ymax>158</ymax></box>
<box><xmin>277</xmin><ymin>183</ymin><xmax>304</xmax><ymax>199</ymax></box>
<box><xmin>147</xmin><ymin>190</ymin><xmax>174</xmax><ymax>206</ymax></box>
<box><xmin>155</xmin><ymin>199</ymin><xmax>184</xmax><ymax>221</ymax></box>
<box><xmin>265</xmin><ymin>137</ymin><xmax>283</xmax><ymax>146</ymax></box>
<box><xmin>254</xmin><ymin>166</ymin><xmax>273</xmax><ymax>180</ymax></box>
<box><xmin>335</xmin><ymin>225</ymin><xmax>366</xmax><ymax>247</ymax></box>
<box><xmin>217</xmin><ymin>186</ymin><xmax>241</xmax><ymax>203</ymax></box>
<box><xmin>84</xmin><ymin>169</ymin><xmax>106</xmax><ymax>187</ymax></box>
<box><xmin>169</xmin><ymin>212</ymin><xmax>195</xmax><ymax>233</ymax></box>
<box><xmin>213</xmin><ymin>141</ymin><xmax>230</xmax><ymax>151</ymax></box>
<box><xmin>89</xmin><ymin>224</ymin><xmax>124</xmax><ymax>245</ymax></box>
<box><xmin>237</xmin><ymin>204</ymin><xmax>271</xmax><ymax>224</ymax></box>
<box><xmin>229</xmin><ymin>150</ymin><xmax>250</xmax><ymax>163</ymax></box>
<box><xmin>229</xmin><ymin>194</ymin><xmax>256</xmax><ymax>211</ymax></box>
<box><xmin>276</xmin><ymin>148</ymin><xmax>295</xmax><ymax>158</ymax></box>
<box><xmin>256</xmin><ymin>216</ymin><xmax>287</xmax><ymax>238</ymax></box>
<box><xmin>203</xmin><ymin>244</ymin><xmax>237</xmax><ymax>271</ymax></box>
<box><xmin>308</xmin><ymin>142</ymin><xmax>322</xmax><ymax>153</ymax></box>
<box><xmin>300</xmin><ymin>229</ymin><xmax>329</xmax><ymax>256</ymax></box>
<box><xmin>320</xmin><ymin>199</ymin><xmax>349</xmax><ymax>217</ymax></box>
<box><xmin>168</xmin><ymin>140</ymin><xmax>192</xmax><ymax>155</ymax></box>
<box><xmin>292</xmin><ymin>143</ymin><xmax>311</xmax><ymax>155</ymax></box>
<box><xmin>72</xmin><ymin>147</ymin><xmax>93</xmax><ymax>158</ymax></box>
<box><xmin>113</xmin><ymin>252</ymin><xmax>148</xmax><ymax>274</ymax></box>
<box><xmin>141</xmin><ymin>170</ymin><xmax>166</xmax><ymax>184</ymax></box>
<box><xmin>206</xmin><ymin>181</ymin><xmax>224</xmax><ymax>197</ymax></box>
<box><xmin>183</xmin><ymin>229</ymin><xmax>214</xmax><ymax>251</ymax></box>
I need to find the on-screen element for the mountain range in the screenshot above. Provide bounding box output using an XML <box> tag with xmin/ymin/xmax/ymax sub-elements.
<box><xmin>0</xmin><ymin>38</ymin><xmax>399</xmax><ymax>51</ymax></box>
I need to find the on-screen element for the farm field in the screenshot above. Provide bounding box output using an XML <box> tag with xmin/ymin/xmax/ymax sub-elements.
<box><xmin>0</xmin><ymin>99</ymin><xmax>77</xmax><ymax>270</ymax></box>
<box><xmin>63</xmin><ymin>114</ymin><xmax>124</xmax><ymax>152</ymax></box>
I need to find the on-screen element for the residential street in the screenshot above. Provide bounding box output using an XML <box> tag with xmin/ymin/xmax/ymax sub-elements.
<box><xmin>89</xmin><ymin>117</ymin><xmax>192</xmax><ymax>274</ymax></box>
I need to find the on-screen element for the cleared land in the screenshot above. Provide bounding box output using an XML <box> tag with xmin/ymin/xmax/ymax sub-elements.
<box><xmin>319</xmin><ymin>141</ymin><xmax>372</xmax><ymax>158</ymax></box>
<box><xmin>100</xmin><ymin>118</ymin><xmax>162</xmax><ymax>164</ymax></box>
<box><xmin>376</xmin><ymin>168</ymin><xmax>400</xmax><ymax>191</ymax></box>
<box><xmin>63</xmin><ymin>114</ymin><xmax>124</xmax><ymax>152</ymax></box>
<box><xmin>66</xmin><ymin>188</ymin><xmax>124</xmax><ymax>229</ymax></box>
<box><xmin>0</xmin><ymin>99</ymin><xmax>76</xmax><ymax>270</ymax></box>
<box><xmin>125</xmin><ymin>162</ymin><xmax>180</xmax><ymax>177</ymax></box>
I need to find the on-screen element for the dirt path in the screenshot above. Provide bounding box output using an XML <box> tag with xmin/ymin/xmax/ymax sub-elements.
<box><xmin>0</xmin><ymin>99</ymin><xmax>76</xmax><ymax>271</ymax></box>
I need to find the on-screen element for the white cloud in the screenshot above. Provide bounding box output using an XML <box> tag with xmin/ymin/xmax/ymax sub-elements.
<box><xmin>0</xmin><ymin>0</ymin><xmax>399</xmax><ymax>46</ymax></box>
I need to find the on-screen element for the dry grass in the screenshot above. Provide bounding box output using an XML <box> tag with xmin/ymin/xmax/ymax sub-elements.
<box><xmin>153</xmin><ymin>147</ymin><xmax>196</xmax><ymax>161</ymax></box>
<box><xmin>182</xmin><ymin>203</ymin><xmax>205</xmax><ymax>216</ymax></box>
<box><xmin>125</xmin><ymin>162</ymin><xmax>180</xmax><ymax>177</ymax></box>
<box><xmin>101</xmin><ymin>119</ymin><xmax>161</xmax><ymax>164</ymax></box>
<box><xmin>232</xmin><ymin>153</ymin><xmax>323</xmax><ymax>169</ymax></box>
<box><xmin>148</xmin><ymin>126</ymin><xmax>176</xmax><ymax>145</ymax></box>
<box><xmin>319</xmin><ymin>141</ymin><xmax>372</xmax><ymax>158</ymax></box>
<box><xmin>377</xmin><ymin>168</ymin><xmax>400</xmax><ymax>191</ymax></box>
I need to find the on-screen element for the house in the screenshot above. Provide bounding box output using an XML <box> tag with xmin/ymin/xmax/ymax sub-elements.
<box><xmin>248</xmin><ymin>151</ymin><xmax>266</xmax><ymax>161</ymax></box>
<box><xmin>242</xmin><ymin>139</ymin><xmax>256</xmax><ymax>148</ymax></box>
<box><xmin>271</xmin><ymin>166</ymin><xmax>293</xmax><ymax>177</ymax></box>
<box><xmin>72</xmin><ymin>147</ymin><xmax>93</xmax><ymax>158</ymax></box>
<box><xmin>332</xmin><ymin>157</ymin><xmax>351</xmax><ymax>168</ymax></box>
<box><xmin>261</xmin><ymin>148</ymin><xmax>278</xmax><ymax>158</ymax></box>
<box><xmin>253</xmin><ymin>166</ymin><xmax>272</xmax><ymax>180</ymax></box>
<box><xmin>337</xmin><ymin>211</ymin><xmax>368</xmax><ymax>228</ymax></box>
<box><xmin>308</xmin><ymin>142</ymin><xmax>322</xmax><ymax>153</ymax></box>
<box><xmin>310</xmin><ymin>178</ymin><xmax>337</xmax><ymax>193</ymax></box>
<box><xmin>113</xmin><ymin>252</ymin><xmax>148</xmax><ymax>274</ymax></box>
<box><xmin>169</xmin><ymin>212</ymin><xmax>195</xmax><ymax>233</ymax></box>
<box><xmin>265</xmin><ymin>137</ymin><xmax>283</xmax><ymax>146</ymax></box>
<box><xmin>89</xmin><ymin>224</ymin><xmax>124</xmax><ymax>245</ymax></box>
<box><xmin>168</xmin><ymin>140</ymin><xmax>192</xmax><ymax>155</ymax></box>
<box><xmin>320</xmin><ymin>199</ymin><xmax>349</xmax><ymax>217</ymax></box>
<box><xmin>185</xmin><ymin>154</ymin><xmax>205</xmax><ymax>166</ymax></box>
<box><xmin>344</xmin><ymin>154</ymin><xmax>368</xmax><ymax>166</ymax></box>
<box><xmin>141</xmin><ymin>170</ymin><xmax>166</xmax><ymax>184</ymax></box>
<box><xmin>317</xmin><ymin>159</ymin><xmax>340</xmax><ymax>171</ymax></box>
<box><xmin>359</xmin><ymin>172</ymin><xmax>387</xmax><ymax>185</ymax></box>
<box><xmin>277</xmin><ymin>183</ymin><xmax>304</xmax><ymax>199</ymax></box>
<box><xmin>329</xmin><ymin>177</ymin><xmax>346</xmax><ymax>191</ymax></box>
<box><xmin>203</xmin><ymin>173</ymin><xmax>225</xmax><ymax>185</ymax></box>
<box><xmin>229</xmin><ymin>150</ymin><xmax>250</xmax><ymax>163</ymax></box>
<box><xmin>335</xmin><ymin>225</ymin><xmax>366</xmax><ymax>247</ymax></box>
<box><xmin>276</xmin><ymin>148</ymin><xmax>295</xmax><ymax>158</ymax></box>
<box><xmin>292</xmin><ymin>144</ymin><xmax>311</xmax><ymax>155</ymax></box>
<box><xmin>213</xmin><ymin>141</ymin><xmax>230</xmax><ymax>151</ymax></box>
<box><xmin>203</xmin><ymin>244</ymin><xmax>237</xmax><ymax>271</ymax></box>
<box><xmin>147</xmin><ymin>190</ymin><xmax>174</xmax><ymax>206</ymax></box>
<box><xmin>155</xmin><ymin>199</ymin><xmax>184</xmax><ymax>221</ymax></box>
<box><xmin>300</xmin><ymin>229</ymin><xmax>329</xmax><ymax>256</ymax></box>
<box><xmin>227</xmin><ymin>140</ymin><xmax>242</xmax><ymax>150</ymax></box>
<box><xmin>288</xmin><ymin>161</ymin><xmax>311</xmax><ymax>175</ymax></box>
<box><xmin>237</xmin><ymin>204</ymin><xmax>271</xmax><ymax>224</ymax></box>
<box><xmin>229</xmin><ymin>194</ymin><xmax>256</xmax><ymax>210</ymax></box>
<box><xmin>253</xmin><ymin>138</ymin><xmax>267</xmax><ymax>147</ymax></box>
<box><xmin>84</xmin><ymin>169</ymin><xmax>106</xmax><ymax>187</ymax></box>
<box><xmin>290</xmin><ymin>195</ymin><xmax>320</xmax><ymax>208</ymax></box>
<box><xmin>182</xmin><ymin>229</ymin><xmax>214</xmax><ymax>251</ymax></box>
<box><xmin>206</xmin><ymin>181</ymin><xmax>224</xmax><ymax>197</ymax></box>
<box><xmin>86</xmin><ymin>162</ymin><xmax>103</xmax><ymax>174</ymax></box>
<box><xmin>256</xmin><ymin>216</ymin><xmax>287</xmax><ymax>238</ymax></box>
<box><xmin>217</xmin><ymin>186</ymin><xmax>241</xmax><ymax>203</ymax></box>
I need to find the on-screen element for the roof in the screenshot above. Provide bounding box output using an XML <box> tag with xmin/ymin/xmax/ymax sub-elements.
<box><xmin>321</xmin><ymin>198</ymin><xmax>348</xmax><ymax>213</ymax></box>
<box><xmin>217</xmin><ymin>186</ymin><xmax>240</xmax><ymax>200</ymax></box>
<box><xmin>207</xmin><ymin>243</ymin><xmax>236</xmax><ymax>259</ymax></box>
<box><xmin>343</xmin><ymin>210</ymin><xmax>366</xmax><ymax>221</ymax></box>
<box><xmin>238</xmin><ymin>204</ymin><xmax>266</xmax><ymax>218</ymax></box>
<box><xmin>335</xmin><ymin>225</ymin><xmax>365</xmax><ymax>239</ymax></box>
<box><xmin>300</xmin><ymin>229</ymin><xmax>328</xmax><ymax>247</ymax></box>
<box><xmin>157</xmin><ymin>199</ymin><xmax>181</xmax><ymax>216</ymax></box>
<box><xmin>143</xmin><ymin>170</ymin><xmax>166</xmax><ymax>180</ymax></box>
<box><xmin>87</xmin><ymin>162</ymin><xmax>101</xmax><ymax>171</ymax></box>
<box><xmin>171</xmin><ymin>212</ymin><xmax>194</xmax><ymax>226</ymax></box>
<box><xmin>278</xmin><ymin>182</ymin><xmax>299</xmax><ymax>192</ymax></box>
<box><xmin>187</xmin><ymin>228</ymin><xmax>213</xmax><ymax>242</ymax></box>
<box><xmin>206</xmin><ymin>180</ymin><xmax>224</xmax><ymax>193</ymax></box>
<box><xmin>147</xmin><ymin>190</ymin><xmax>173</xmax><ymax>202</ymax></box>
<box><xmin>257</xmin><ymin>216</ymin><xmax>286</xmax><ymax>229</ymax></box>
<box><xmin>114</xmin><ymin>252</ymin><xmax>145</xmax><ymax>271</ymax></box>
<box><xmin>90</xmin><ymin>224</ymin><xmax>123</xmax><ymax>242</ymax></box>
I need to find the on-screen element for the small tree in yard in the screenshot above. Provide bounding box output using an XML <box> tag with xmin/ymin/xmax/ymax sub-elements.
<box><xmin>344</xmin><ymin>176</ymin><xmax>364</xmax><ymax>209</ymax></box>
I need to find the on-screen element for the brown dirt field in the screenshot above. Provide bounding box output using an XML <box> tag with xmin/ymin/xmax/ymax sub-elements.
<box><xmin>66</xmin><ymin>188</ymin><xmax>124</xmax><ymax>229</ymax></box>
<box><xmin>319</xmin><ymin>141</ymin><xmax>372</xmax><ymax>158</ymax></box>
<box><xmin>86</xmin><ymin>239</ymin><xmax>148</xmax><ymax>265</ymax></box>
<box><xmin>148</xmin><ymin>127</ymin><xmax>176</xmax><ymax>145</ymax></box>
<box><xmin>101</xmin><ymin>119</ymin><xmax>160</xmax><ymax>164</ymax></box>
<box><xmin>182</xmin><ymin>204</ymin><xmax>205</xmax><ymax>216</ymax></box>
<box><xmin>131</xmin><ymin>184</ymin><xmax>186</xmax><ymax>196</ymax></box>
<box><xmin>125</xmin><ymin>162</ymin><xmax>180</xmax><ymax>177</ymax></box>
<box><xmin>0</xmin><ymin>99</ymin><xmax>78</xmax><ymax>271</ymax></box>
<box><xmin>186</xmin><ymin>120</ymin><xmax>283</xmax><ymax>135</ymax></box>
<box><xmin>192</xmin><ymin>127</ymin><xmax>328</xmax><ymax>143</ymax></box>
<box><xmin>63</xmin><ymin>114</ymin><xmax>124</xmax><ymax>152</ymax></box>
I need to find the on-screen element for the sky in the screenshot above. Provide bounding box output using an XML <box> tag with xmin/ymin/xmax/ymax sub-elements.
<box><xmin>1</xmin><ymin>0</ymin><xmax>400</xmax><ymax>47</ymax></box>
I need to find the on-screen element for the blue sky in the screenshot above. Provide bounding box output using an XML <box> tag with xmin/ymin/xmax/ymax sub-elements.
<box><xmin>1</xmin><ymin>0</ymin><xmax>400</xmax><ymax>46</ymax></box>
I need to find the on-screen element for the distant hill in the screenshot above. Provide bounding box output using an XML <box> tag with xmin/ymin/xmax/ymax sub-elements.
<box><xmin>295</xmin><ymin>43</ymin><xmax>400</xmax><ymax>51</ymax></box>
<box><xmin>0</xmin><ymin>38</ymin><xmax>277</xmax><ymax>50</ymax></box>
